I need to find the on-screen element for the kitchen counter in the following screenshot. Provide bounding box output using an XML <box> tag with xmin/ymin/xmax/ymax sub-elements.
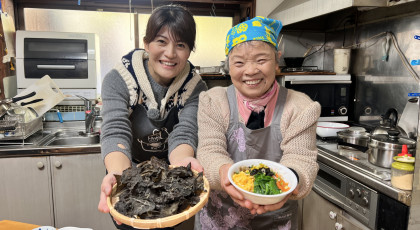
<box><xmin>317</xmin><ymin>143</ymin><xmax>412</xmax><ymax>206</ymax></box>
<box><xmin>0</xmin><ymin>119</ymin><xmax>112</xmax><ymax>229</ymax></box>
<box><xmin>0</xmin><ymin>120</ymin><xmax>101</xmax><ymax>158</ymax></box>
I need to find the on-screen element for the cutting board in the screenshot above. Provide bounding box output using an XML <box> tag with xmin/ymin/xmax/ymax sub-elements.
<box><xmin>0</xmin><ymin>220</ymin><xmax>40</xmax><ymax>230</ymax></box>
<box><xmin>14</xmin><ymin>75</ymin><xmax>67</xmax><ymax>116</ymax></box>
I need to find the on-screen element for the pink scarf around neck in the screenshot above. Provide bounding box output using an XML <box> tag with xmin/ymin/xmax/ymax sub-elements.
<box><xmin>236</xmin><ymin>82</ymin><xmax>279</xmax><ymax>126</ymax></box>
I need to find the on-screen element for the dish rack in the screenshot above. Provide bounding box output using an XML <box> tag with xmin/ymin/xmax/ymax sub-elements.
<box><xmin>198</xmin><ymin>66</ymin><xmax>222</xmax><ymax>74</ymax></box>
<box><xmin>0</xmin><ymin>112</ymin><xmax>43</xmax><ymax>140</ymax></box>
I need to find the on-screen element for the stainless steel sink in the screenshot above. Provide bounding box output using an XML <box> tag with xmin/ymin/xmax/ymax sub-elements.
<box><xmin>38</xmin><ymin>130</ymin><xmax>100</xmax><ymax>146</ymax></box>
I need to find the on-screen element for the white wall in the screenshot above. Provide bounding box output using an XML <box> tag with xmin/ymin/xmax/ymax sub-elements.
<box><xmin>256</xmin><ymin>0</ymin><xmax>284</xmax><ymax>17</ymax></box>
<box><xmin>138</xmin><ymin>15</ymin><xmax>231</xmax><ymax>68</ymax></box>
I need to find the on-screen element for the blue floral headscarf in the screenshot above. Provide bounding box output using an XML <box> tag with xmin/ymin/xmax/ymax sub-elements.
<box><xmin>225</xmin><ymin>16</ymin><xmax>283</xmax><ymax>56</ymax></box>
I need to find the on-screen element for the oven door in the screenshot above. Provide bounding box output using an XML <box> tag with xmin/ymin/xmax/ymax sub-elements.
<box><xmin>314</xmin><ymin>162</ymin><xmax>378</xmax><ymax>229</ymax></box>
<box><xmin>314</xmin><ymin>162</ymin><xmax>348</xmax><ymax>198</ymax></box>
<box><xmin>283</xmin><ymin>77</ymin><xmax>351</xmax><ymax>121</ymax></box>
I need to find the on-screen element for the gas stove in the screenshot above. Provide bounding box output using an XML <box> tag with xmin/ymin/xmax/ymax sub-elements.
<box><xmin>316</xmin><ymin>138</ymin><xmax>391</xmax><ymax>181</ymax></box>
<box><xmin>282</xmin><ymin>66</ymin><xmax>320</xmax><ymax>73</ymax></box>
<box><xmin>315</xmin><ymin>137</ymin><xmax>411</xmax><ymax>229</ymax></box>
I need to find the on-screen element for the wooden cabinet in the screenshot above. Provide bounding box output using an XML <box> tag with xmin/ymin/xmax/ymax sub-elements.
<box><xmin>0</xmin><ymin>154</ymin><xmax>115</xmax><ymax>230</ymax></box>
<box><xmin>302</xmin><ymin>189</ymin><xmax>340</xmax><ymax>230</ymax></box>
<box><xmin>302</xmin><ymin>190</ymin><xmax>369</xmax><ymax>230</ymax></box>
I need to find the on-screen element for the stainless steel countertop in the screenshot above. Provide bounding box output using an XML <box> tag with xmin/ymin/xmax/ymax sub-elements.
<box><xmin>0</xmin><ymin>120</ymin><xmax>101</xmax><ymax>158</ymax></box>
<box><xmin>317</xmin><ymin>144</ymin><xmax>412</xmax><ymax>206</ymax></box>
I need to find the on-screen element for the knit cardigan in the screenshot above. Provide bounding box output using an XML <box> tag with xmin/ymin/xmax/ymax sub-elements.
<box><xmin>197</xmin><ymin>85</ymin><xmax>321</xmax><ymax>199</ymax></box>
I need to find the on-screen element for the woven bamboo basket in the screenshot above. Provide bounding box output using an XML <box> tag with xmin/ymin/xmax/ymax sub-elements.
<box><xmin>107</xmin><ymin>169</ymin><xmax>210</xmax><ymax>229</ymax></box>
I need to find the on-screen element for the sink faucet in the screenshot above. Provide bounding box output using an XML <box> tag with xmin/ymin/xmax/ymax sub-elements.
<box><xmin>75</xmin><ymin>95</ymin><xmax>96</xmax><ymax>134</ymax></box>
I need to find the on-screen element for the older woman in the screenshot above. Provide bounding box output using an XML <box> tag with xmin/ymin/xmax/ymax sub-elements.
<box><xmin>196</xmin><ymin>17</ymin><xmax>321</xmax><ymax>229</ymax></box>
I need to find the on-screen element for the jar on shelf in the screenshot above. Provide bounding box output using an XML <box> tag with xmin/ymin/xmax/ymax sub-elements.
<box><xmin>391</xmin><ymin>145</ymin><xmax>415</xmax><ymax>190</ymax></box>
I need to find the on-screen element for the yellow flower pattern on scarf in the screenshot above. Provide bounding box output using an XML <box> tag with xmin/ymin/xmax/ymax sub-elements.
<box><xmin>252</xmin><ymin>20</ymin><xmax>262</xmax><ymax>27</ymax></box>
<box><xmin>237</xmin><ymin>23</ymin><xmax>248</xmax><ymax>33</ymax></box>
<box><xmin>225</xmin><ymin>16</ymin><xmax>282</xmax><ymax>56</ymax></box>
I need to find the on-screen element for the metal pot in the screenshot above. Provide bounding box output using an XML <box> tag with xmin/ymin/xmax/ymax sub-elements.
<box><xmin>368</xmin><ymin>128</ymin><xmax>416</xmax><ymax>168</ymax></box>
<box><xmin>337</xmin><ymin>127</ymin><xmax>371</xmax><ymax>152</ymax></box>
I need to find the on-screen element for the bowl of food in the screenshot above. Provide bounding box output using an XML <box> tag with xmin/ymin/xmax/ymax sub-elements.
<box><xmin>107</xmin><ymin>157</ymin><xmax>210</xmax><ymax>229</ymax></box>
<box><xmin>228</xmin><ymin>159</ymin><xmax>298</xmax><ymax>205</ymax></box>
<box><xmin>316</xmin><ymin>122</ymin><xmax>349</xmax><ymax>137</ymax></box>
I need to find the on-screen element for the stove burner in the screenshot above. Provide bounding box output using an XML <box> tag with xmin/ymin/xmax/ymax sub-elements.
<box><xmin>318</xmin><ymin>143</ymin><xmax>392</xmax><ymax>181</ymax></box>
<box><xmin>316</xmin><ymin>135</ymin><xmax>338</xmax><ymax>142</ymax></box>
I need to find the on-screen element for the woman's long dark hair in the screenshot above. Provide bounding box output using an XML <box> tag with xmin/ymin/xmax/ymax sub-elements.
<box><xmin>143</xmin><ymin>4</ymin><xmax>196</xmax><ymax>51</ymax></box>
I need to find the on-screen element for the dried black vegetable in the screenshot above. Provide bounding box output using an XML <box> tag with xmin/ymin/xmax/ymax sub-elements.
<box><xmin>114</xmin><ymin>156</ymin><xmax>205</xmax><ymax>219</ymax></box>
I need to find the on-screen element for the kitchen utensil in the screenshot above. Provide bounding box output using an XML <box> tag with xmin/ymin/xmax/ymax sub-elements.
<box><xmin>368</xmin><ymin>128</ymin><xmax>416</xmax><ymax>168</ymax></box>
<box><xmin>391</xmin><ymin>145</ymin><xmax>415</xmax><ymax>190</ymax></box>
<box><xmin>0</xmin><ymin>91</ymin><xmax>38</xmax><ymax>118</ymax></box>
<box><xmin>14</xmin><ymin>75</ymin><xmax>66</xmax><ymax>117</ymax></box>
<box><xmin>283</xmin><ymin>46</ymin><xmax>321</xmax><ymax>68</ymax></box>
<box><xmin>284</xmin><ymin>57</ymin><xmax>305</xmax><ymax>68</ymax></box>
<box><xmin>0</xmin><ymin>91</ymin><xmax>35</xmax><ymax>104</ymax></box>
<box><xmin>303</xmin><ymin>47</ymin><xmax>313</xmax><ymax>58</ymax></box>
<box><xmin>372</xmin><ymin>108</ymin><xmax>402</xmax><ymax>136</ymax></box>
<box><xmin>316</xmin><ymin>122</ymin><xmax>349</xmax><ymax>137</ymax></box>
<box><xmin>397</xmin><ymin>97</ymin><xmax>419</xmax><ymax>140</ymax></box>
<box><xmin>337</xmin><ymin>126</ymin><xmax>370</xmax><ymax>152</ymax></box>
<box><xmin>334</xmin><ymin>48</ymin><xmax>351</xmax><ymax>74</ymax></box>
<box><xmin>199</xmin><ymin>66</ymin><xmax>221</xmax><ymax>74</ymax></box>
<box><xmin>6</xmin><ymin>105</ymin><xmax>38</xmax><ymax>123</ymax></box>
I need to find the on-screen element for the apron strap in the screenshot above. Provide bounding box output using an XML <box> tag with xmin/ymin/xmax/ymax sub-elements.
<box><xmin>272</xmin><ymin>84</ymin><xmax>288</xmax><ymax>125</ymax></box>
<box><xmin>227</xmin><ymin>85</ymin><xmax>239</xmax><ymax>123</ymax></box>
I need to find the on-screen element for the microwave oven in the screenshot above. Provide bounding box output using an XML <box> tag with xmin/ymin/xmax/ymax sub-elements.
<box><xmin>280</xmin><ymin>74</ymin><xmax>352</xmax><ymax>122</ymax></box>
<box><xmin>16</xmin><ymin>30</ymin><xmax>100</xmax><ymax>104</ymax></box>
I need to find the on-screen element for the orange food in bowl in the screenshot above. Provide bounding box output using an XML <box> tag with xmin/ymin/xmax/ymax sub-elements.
<box><xmin>232</xmin><ymin>171</ymin><xmax>254</xmax><ymax>192</ymax></box>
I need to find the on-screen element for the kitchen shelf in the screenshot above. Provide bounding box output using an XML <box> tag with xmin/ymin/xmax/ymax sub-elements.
<box><xmin>201</xmin><ymin>74</ymin><xmax>231</xmax><ymax>80</ymax></box>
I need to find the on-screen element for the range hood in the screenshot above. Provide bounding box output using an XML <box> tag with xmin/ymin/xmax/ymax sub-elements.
<box><xmin>268</xmin><ymin>0</ymin><xmax>388</xmax><ymax>26</ymax></box>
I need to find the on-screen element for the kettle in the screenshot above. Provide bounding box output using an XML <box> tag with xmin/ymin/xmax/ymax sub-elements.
<box><xmin>372</xmin><ymin>108</ymin><xmax>400</xmax><ymax>136</ymax></box>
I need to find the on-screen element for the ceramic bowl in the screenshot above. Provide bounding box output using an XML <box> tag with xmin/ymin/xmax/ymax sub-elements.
<box><xmin>228</xmin><ymin>159</ymin><xmax>298</xmax><ymax>205</ymax></box>
<box><xmin>316</xmin><ymin>122</ymin><xmax>349</xmax><ymax>137</ymax></box>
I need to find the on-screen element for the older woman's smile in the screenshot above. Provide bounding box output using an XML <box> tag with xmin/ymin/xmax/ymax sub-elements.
<box><xmin>244</xmin><ymin>79</ymin><xmax>263</xmax><ymax>85</ymax></box>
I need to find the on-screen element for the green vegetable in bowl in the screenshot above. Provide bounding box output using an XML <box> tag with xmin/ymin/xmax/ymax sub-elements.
<box><xmin>253</xmin><ymin>173</ymin><xmax>281</xmax><ymax>195</ymax></box>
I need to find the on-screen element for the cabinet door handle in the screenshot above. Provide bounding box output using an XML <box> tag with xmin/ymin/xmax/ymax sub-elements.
<box><xmin>335</xmin><ymin>222</ymin><xmax>343</xmax><ymax>230</ymax></box>
<box><xmin>36</xmin><ymin>161</ymin><xmax>44</xmax><ymax>169</ymax></box>
<box><xmin>54</xmin><ymin>161</ymin><xmax>62</xmax><ymax>168</ymax></box>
